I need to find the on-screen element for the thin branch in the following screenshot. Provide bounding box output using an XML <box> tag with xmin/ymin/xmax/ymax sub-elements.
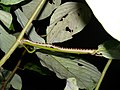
<box><xmin>0</xmin><ymin>0</ymin><xmax>47</xmax><ymax>67</ymax></box>
<box><xmin>21</xmin><ymin>39</ymin><xmax>97</xmax><ymax>55</ymax></box>
<box><xmin>4</xmin><ymin>50</ymin><xmax>26</xmax><ymax>88</ymax></box>
<box><xmin>95</xmin><ymin>59</ymin><xmax>112</xmax><ymax>90</ymax></box>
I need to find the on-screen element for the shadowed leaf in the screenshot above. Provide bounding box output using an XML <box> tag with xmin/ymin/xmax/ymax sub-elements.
<box><xmin>36</xmin><ymin>52</ymin><xmax>101</xmax><ymax>89</ymax></box>
<box><xmin>47</xmin><ymin>2</ymin><xmax>91</xmax><ymax>43</ymax></box>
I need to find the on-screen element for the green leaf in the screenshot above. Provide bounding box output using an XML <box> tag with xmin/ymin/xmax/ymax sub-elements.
<box><xmin>36</xmin><ymin>52</ymin><xmax>101</xmax><ymax>90</ymax></box>
<box><xmin>1</xmin><ymin>5</ymin><xmax>11</xmax><ymax>12</ymax></box>
<box><xmin>46</xmin><ymin>2</ymin><xmax>91</xmax><ymax>43</ymax></box>
<box><xmin>64</xmin><ymin>78</ymin><xmax>79</xmax><ymax>90</ymax></box>
<box><xmin>0</xmin><ymin>0</ymin><xmax>24</xmax><ymax>5</ymax></box>
<box><xmin>85</xmin><ymin>0</ymin><xmax>120</xmax><ymax>42</ymax></box>
<box><xmin>0</xmin><ymin>68</ymin><xmax>10</xmax><ymax>90</ymax></box>
<box><xmin>21</xmin><ymin>0</ymin><xmax>61</xmax><ymax>20</ymax></box>
<box><xmin>96</xmin><ymin>40</ymin><xmax>120</xmax><ymax>59</ymax></box>
<box><xmin>0</xmin><ymin>25</ymin><xmax>16</xmax><ymax>53</ymax></box>
<box><xmin>0</xmin><ymin>10</ymin><xmax>16</xmax><ymax>53</ymax></box>
<box><xmin>24</xmin><ymin>63</ymin><xmax>51</xmax><ymax>75</ymax></box>
<box><xmin>0</xmin><ymin>9</ymin><xmax>14</xmax><ymax>31</ymax></box>
<box><xmin>10</xmin><ymin>74</ymin><xmax>22</xmax><ymax>90</ymax></box>
<box><xmin>0</xmin><ymin>68</ymin><xmax>22</xmax><ymax>90</ymax></box>
<box><xmin>14</xmin><ymin>9</ymin><xmax>45</xmax><ymax>43</ymax></box>
<box><xmin>0</xmin><ymin>10</ymin><xmax>12</xmax><ymax>28</ymax></box>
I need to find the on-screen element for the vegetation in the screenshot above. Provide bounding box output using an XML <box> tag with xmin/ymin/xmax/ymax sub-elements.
<box><xmin>0</xmin><ymin>0</ymin><xmax>120</xmax><ymax>90</ymax></box>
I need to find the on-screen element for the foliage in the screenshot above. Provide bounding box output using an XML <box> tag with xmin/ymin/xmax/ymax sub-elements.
<box><xmin>0</xmin><ymin>0</ymin><xmax>24</xmax><ymax>5</ymax></box>
<box><xmin>0</xmin><ymin>68</ymin><xmax>22</xmax><ymax>90</ymax></box>
<box><xmin>64</xmin><ymin>78</ymin><xmax>79</xmax><ymax>90</ymax></box>
<box><xmin>36</xmin><ymin>52</ymin><xmax>101</xmax><ymax>90</ymax></box>
<box><xmin>0</xmin><ymin>0</ymin><xmax>120</xmax><ymax>90</ymax></box>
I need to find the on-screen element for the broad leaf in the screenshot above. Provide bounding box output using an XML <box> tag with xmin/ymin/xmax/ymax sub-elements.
<box><xmin>0</xmin><ymin>10</ymin><xmax>12</xmax><ymax>28</ymax></box>
<box><xmin>46</xmin><ymin>2</ymin><xmax>91</xmax><ymax>43</ymax></box>
<box><xmin>24</xmin><ymin>63</ymin><xmax>51</xmax><ymax>75</ymax></box>
<box><xmin>96</xmin><ymin>40</ymin><xmax>120</xmax><ymax>59</ymax></box>
<box><xmin>21</xmin><ymin>0</ymin><xmax>61</xmax><ymax>20</ymax></box>
<box><xmin>0</xmin><ymin>26</ymin><xmax>16</xmax><ymax>53</ymax></box>
<box><xmin>14</xmin><ymin>9</ymin><xmax>45</xmax><ymax>43</ymax></box>
<box><xmin>10</xmin><ymin>74</ymin><xmax>22</xmax><ymax>90</ymax></box>
<box><xmin>85</xmin><ymin>0</ymin><xmax>120</xmax><ymax>42</ymax></box>
<box><xmin>0</xmin><ymin>68</ymin><xmax>22</xmax><ymax>90</ymax></box>
<box><xmin>36</xmin><ymin>52</ymin><xmax>101</xmax><ymax>90</ymax></box>
<box><xmin>0</xmin><ymin>10</ymin><xmax>16</xmax><ymax>53</ymax></box>
<box><xmin>64</xmin><ymin>78</ymin><xmax>79</xmax><ymax>90</ymax></box>
<box><xmin>0</xmin><ymin>0</ymin><xmax>24</xmax><ymax>5</ymax></box>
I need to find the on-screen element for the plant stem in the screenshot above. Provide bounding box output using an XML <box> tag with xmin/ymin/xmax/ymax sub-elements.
<box><xmin>95</xmin><ymin>59</ymin><xmax>112</xmax><ymax>90</ymax></box>
<box><xmin>4</xmin><ymin>50</ymin><xmax>26</xmax><ymax>88</ymax></box>
<box><xmin>0</xmin><ymin>0</ymin><xmax>46</xmax><ymax>67</ymax></box>
<box><xmin>21</xmin><ymin>39</ymin><xmax>97</xmax><ymax>55</ymax></box>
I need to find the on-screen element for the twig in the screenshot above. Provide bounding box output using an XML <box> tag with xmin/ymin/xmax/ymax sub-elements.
<box><xmin>4</xmin><ymin>50</ymin><xmax>26</xmax><ymax>88</ymax></box>
<box><xmin>95</xmin><ymin>59</ymin><xmax>112</xmax><ymax>90</ymax></box>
